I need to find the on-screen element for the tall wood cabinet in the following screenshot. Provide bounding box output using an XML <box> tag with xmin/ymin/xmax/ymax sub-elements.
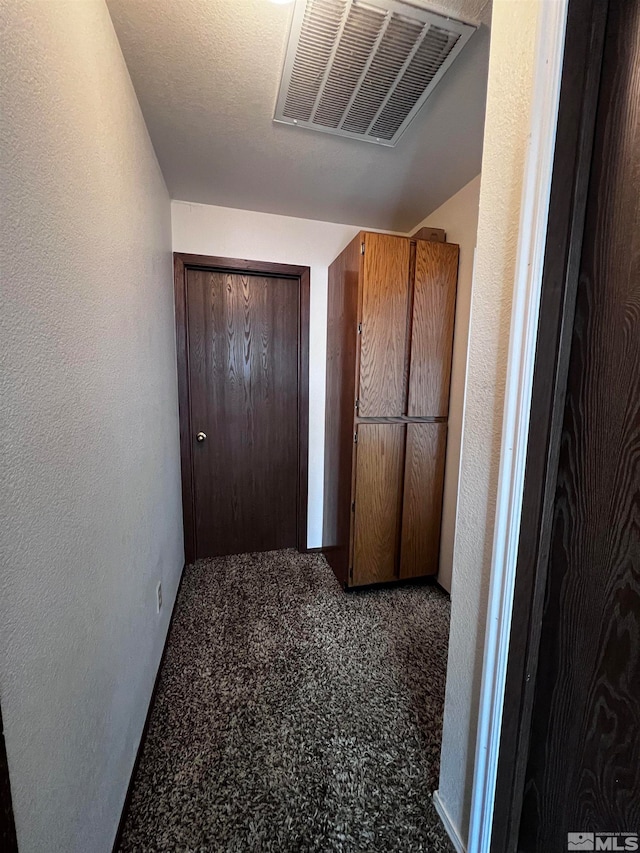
<box><xmin>322</xmin><ymin>231</ymin><xmax>458</xmax><ymax>588</ymax></box>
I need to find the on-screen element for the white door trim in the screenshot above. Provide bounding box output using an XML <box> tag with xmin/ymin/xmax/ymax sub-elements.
<box><xmin>466</xmin><ymin>2</ymin><xmax>569</xmax><ymax>851</ymax></box>
<box><xmin>434</xmin><ymin>790</ymin><xmax>466</xmax><ymax>853</ymax></box>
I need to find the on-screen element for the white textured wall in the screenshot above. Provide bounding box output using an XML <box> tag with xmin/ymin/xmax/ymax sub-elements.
<box><xmin>0</xmin><ymin>3</ymin><xmax>184</xmax><ymax>852</ymax></box>
<box><xmin>171</xmin><ymin>201</ymin><xmax>369</xmax><ymax>548</ymax></box>
<box><xmin>436</xmin><ymin>1</ymin><xmax>544</xmax><ymax>845</ymax></box>
<box><xmin>414</xmin><ymin>175</ymin><xmax>482</xmax><ymax>594</ymax></box>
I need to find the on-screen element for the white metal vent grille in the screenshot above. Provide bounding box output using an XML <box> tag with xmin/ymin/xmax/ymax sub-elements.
<box><xmin>274</xmin><ymin>0</ymin><xmax>476</xmax><ymax>146</ymax></box>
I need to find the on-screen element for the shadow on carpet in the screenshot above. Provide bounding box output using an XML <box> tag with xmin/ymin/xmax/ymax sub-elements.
<box><xmin>118</xmin><ymin>549</ymin><xmax>454</xmax><ymax>853</ymax></box>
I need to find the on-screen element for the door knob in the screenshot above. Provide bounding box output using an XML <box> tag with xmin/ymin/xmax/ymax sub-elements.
<box><xmin>196</xmin><ymin>431</ymin><xmax>207</xmax><ymax>443</ymax></box>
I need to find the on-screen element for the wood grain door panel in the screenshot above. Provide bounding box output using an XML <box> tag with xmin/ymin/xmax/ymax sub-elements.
<box><xmin>358</xmin><ymin>233</ymin><xmax>410</xmax><ymax>417</ymax></box>
<box><xmin>407</xmin><ymin>241</ymin><xmax>459</xmax><ymax>417</ymax></box>
<box><xmin>517</xmin><ymin>1</ymin><xmax>640</xmax><ymax>847</ymax></box>
<box><xmin>352</xmin><ymin>423</ymin><xmax>405</xmax><ymax>586</ymax></box>
<box><xmin>322</xmin><ymin>235</ymin><xmax>362</xmax><ymax>585</ymax></box>
<box><xmin>399</xmin><ymin>422</ymin><xmax>447</xmax><ymax>579</ymax></box>
<box><xmin>187</xmin><ymin>269</ymin><xmax>299</xmax><ymax>558</ymax></box>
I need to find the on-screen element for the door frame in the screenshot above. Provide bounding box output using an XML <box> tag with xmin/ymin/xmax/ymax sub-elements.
<box><xmin>173</xmin><ymin>253</ymin><xmax>311</xmax><ymax>564</ymax></box>
<box><xmin>461</xmin><ymin>2</ymin><xmax>571</xmax><ymax>851</ymax></box>
<box><xmin>488</xmin><ymin>1</ymin><xmax>610</xmax><ymax>849</ymax></box>
<box><xmin>463</xmin><ymin>0</ymin><xmax>609</xmax><ymax>850</ymax></box>
<box><xmin>1</xmin><ymin>705</ymin><xmax>18</xmax><ymax>853</ymax></box>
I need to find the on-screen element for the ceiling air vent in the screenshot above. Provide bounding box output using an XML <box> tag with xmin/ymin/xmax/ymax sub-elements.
<box><xmin>274</xmin><ymin>0</ymin><xmax>476</xmax><ymax>146</ymax></box>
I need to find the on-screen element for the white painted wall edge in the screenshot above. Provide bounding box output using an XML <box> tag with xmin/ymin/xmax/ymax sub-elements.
<box><xmin>434</xmin><ymin>791</ymin><xmax>467</xmax><ymax>853</ymax></box>
<box><xmin>466</xmin><ymin>2</ymin><xmax>569</xmax><ymax>851</ymax></box>
<box><xmin>450</xmin><ymin>245</ymin><xmax>478</xmax><ymax>595</ymax></box>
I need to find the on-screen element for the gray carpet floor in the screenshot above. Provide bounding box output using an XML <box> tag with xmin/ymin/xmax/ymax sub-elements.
<box><xmin>118</xmin><ymin>549</ymin><xmax>453</xmax><ymax>853</ymax></box>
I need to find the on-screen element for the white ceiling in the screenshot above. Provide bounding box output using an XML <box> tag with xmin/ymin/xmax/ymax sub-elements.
<box><xmin>107</xmin><ymin>0</ymin><xmax>491</xmax><ymax>232</ymax></box>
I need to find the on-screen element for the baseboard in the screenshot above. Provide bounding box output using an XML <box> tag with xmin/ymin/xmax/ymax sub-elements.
<box><xmin>111</xmin><ymin>562</ymin><xmax>187</xmax><ymax>853</ymax></box>
<box><xmin>433</xmin><ymin>790</ymin><xmax>467</xmax><ymax>853</ymax></box>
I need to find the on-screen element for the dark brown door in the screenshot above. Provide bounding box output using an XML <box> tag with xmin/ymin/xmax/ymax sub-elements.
<box><xmin>186</xmin><ymin>268</ymin><xmax>299</xmax><ymax>558</ymax></box>
<box><xmin>515</xmin><ymin>1</ymin><xmax>640</xmax><ymax>847</ymax></box>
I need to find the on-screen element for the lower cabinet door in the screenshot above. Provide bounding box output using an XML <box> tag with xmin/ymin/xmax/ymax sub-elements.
<box><xmin>399</xmin><ymin>422</ymin><xmax>447</xmax><ymax>578</ymax></box>
<box><xmin>352</xmin><ymin>423</ymin><xmax>405</xmax><ymax>586</ymax></box>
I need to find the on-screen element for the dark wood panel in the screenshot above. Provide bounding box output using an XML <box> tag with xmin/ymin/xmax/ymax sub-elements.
<box><xmin>174</xmin><ymin>255</ymin><xmax>197</xmax><ymax>564</ymax></box>
<box><xmin>399</xmin><ymin>422</ymin><xmax>447</xmax><ymax>579</ymax></box>
<box><xmin>174</xmin><ymin>253</ymin><xmax>308</xmax><ymax>278</ymax></box>
<box><xmin>352</xmin><ymin>423</ymin><xmax>405</xmax><ymax>586</ymax></box>
<box><xmin>0</xmin><ymin>707</ymin><xmax>17</xmax><ymax>853</ymax></box>
<box><xmin>322</xmin><ymin>234</ymin><xmax>362</xmax><ymax>585</ymax></box>
<box><xmin>358</xmin><ymin>233</ymin><xmax>410</xmax><ymax>417</ymax></box>
<box><xmin>187</xmin><ymin>269</ymin><xmax>299</xmax><ymax>557</ymax></box>
<box><xmin>407</xmin><ymin>241</ymin><xmax>459</xmax><ymax>417</ymax></box>
<box><xmin>491</xmin><ymin>1</ymin><xmax>610</xmax><ymax>847</ymax></box>
<box><xmin>175</xmin><ymin>255</ymin><xmax>310</xmax><ymax>562</ymax></box>
<box><xmin>298</xmin><ymin>268</ymin><xmax>310</xmax><ymax>552</ymax></box>
<box><xmin>518</xmin><ymin>1</ymin><xmax>640</xmax><ymax>847</ymax></box>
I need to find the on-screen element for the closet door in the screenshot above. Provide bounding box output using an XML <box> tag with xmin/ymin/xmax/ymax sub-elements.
<box><xmin>352</xmin><ymin>423</ymin><xmax>405</xmax><ymax>586</ymax></box>
<box><xmin>399</xmin><ymin>422</ymin><xmax>447</xmax><ymax>578</ymax></box>
<box><xmin>358</xmin><ymin>233</ymin><xmax>410</xmax><ymax>417</ymax></box>
<box><xmin>407</xmin><ymin>241</ymin><xmax>459</xmax><ymax>417</ymax></box>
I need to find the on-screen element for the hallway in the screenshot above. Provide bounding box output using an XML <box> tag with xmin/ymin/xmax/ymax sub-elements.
<box><xmin>118</xmin><ymin>550</ymin><xmax>453</xmax><ymax>852</ymax></box>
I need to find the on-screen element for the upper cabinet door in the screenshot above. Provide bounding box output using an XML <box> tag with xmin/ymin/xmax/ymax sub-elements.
<box><xmin>407</xmin><ymin>241</ymin><xmax>459</xmax><ymax>417</ymax></box>
<box><xmin>358</xmin><ymin>233</ymin><xmax>410</xmax><ymax>417</ymax></box>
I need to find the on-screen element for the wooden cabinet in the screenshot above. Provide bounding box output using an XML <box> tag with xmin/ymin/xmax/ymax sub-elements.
<box><xmin>353</xmin><ymin>424</ymin><xmax>405</xmax><ymax>586</ymax></box>
<box><xmin>399</xmin><ymin>422</ymin><xmax>447</xmax><ymax>579</ymax></box>
<box><xmin>408</xmin><ymin>241</ymin><xmax>458</xmax><ymax>417</ymax></box>
<box><xmin>359</xmin><ymin>234</ymin><xmax>410</xmax><ymax>417</ymax></box>
<box><xmin>323</xmin><ymin>231</ymin><xmax>459</xmax><ymax>588</ymax></box>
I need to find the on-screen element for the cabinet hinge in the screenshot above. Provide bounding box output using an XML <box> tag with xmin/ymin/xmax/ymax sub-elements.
<box><xmin>354</xmin><ymin>431</ymin><xmax>358</xmax><ymax>444</ymax></box>
<box><xmin>355</xmin><ymin>398</ymin><xmax>359</xmax><ymax>411</ymax></box>
<box><xmin>357</xmin><ymin>322</ymin><xmax>362</xmax><ymax>334</ymax></box>
<box><xmin>360</xmin><ymin>241</ymin><xmax>365</xmax><ymax>255</ymax></box>
<box><xmin>351</xmin><ymin>500</ymin><xmax>355</xmax><ymax>513</ymax></box>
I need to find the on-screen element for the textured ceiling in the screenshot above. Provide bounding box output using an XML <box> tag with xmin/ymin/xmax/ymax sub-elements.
<box><xmin>107</xmin><ymin>0</ymin><xmax>491</xmax><ymax>231</ymax></box>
